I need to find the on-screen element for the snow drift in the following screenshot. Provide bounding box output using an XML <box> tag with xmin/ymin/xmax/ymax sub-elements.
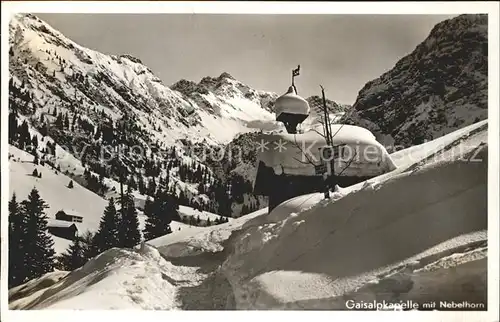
<box><xmin>223</xmin><ymin>144</ymin><xmax>487</xmax><ymax>309</ymax></box>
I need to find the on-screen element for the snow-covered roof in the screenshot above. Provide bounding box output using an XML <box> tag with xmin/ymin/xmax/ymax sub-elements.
<box><xmin>254</xmin><ymin>124</ymin><xmax>397</xmax><ymax>178</ymax></box>
<box><xmin>47</xmin><ymin>218</ymin><xmax>78</xmax><ymax>229</ymax></box>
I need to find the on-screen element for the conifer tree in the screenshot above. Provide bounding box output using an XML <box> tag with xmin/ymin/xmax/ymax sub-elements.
<box><xmin>118</xmin><ymin>187</ymin><xmax>141</xmax><ymax>248</ymax></box>
<box><xmin>64</xmin><ymin>113</ymin><xmax>70</xmax><ymax>128</ymax></box>
<box><xmin>59</xmin><ymin>236</ymin><xmax>87</xmax><ymax>271</ymax></box>
<box><xmin>21</xmin><ymin>188</ymin><xmax>55</xmax><ymax>281</ymax></box>
<box><xmin>147</xmin><ymin>177</ymin><xmax>156</xmax><ymax>196</ymax></box>
<box><xmin>81</xmin><ymin>231</ymin><xmax>99</xmax><ymax>260</ymax></box>
<box><xmin>94</xmin><ymin>198</ymin><xmax>120</xmax><ymax>253</ymax></box>
<box><xmin>55</xmin><ymin>112</ymin><xmax>64</xmax><ymax>130</ymax></box>
<box><xmin>142</xmin><ymin>196</ymin><xmax>157</xmax><ymax>241</ymax></box>
<box><xmin>8</xmin><ymin>112</ymin><xmax>19</xmax><ymax>143</ymax></box>
<box><xmin>142</xmin><ymin>190</ymin><xmax>175</xmax><ymax>241</ymax></box>
<box><xmin>138</xmin><ymin>176</ymin><xmax>146</xmax><ymax>195</ymax></box>
<box><xmin>68</xmin><ymin>180</ymin><xmax>74</xmax><ymax>189</ymax></box>
<box><xmin>40</xmin><ymin>121</ymin><xmax>48</xmax><ymax>137</ymax></box>
<box><xmin>128</xmin><ymin>176</ymin><xmax>137</xmax><ymax>191</ymax></box>
<box><xmin>31</xmin><ymin>135</ymin><xmax>39</xmax><ymax>150</ymax></box>
<box><xmin>8</xmin><ymin>193</ymin><xmax>26</xmax><ymax>288</ymax></box>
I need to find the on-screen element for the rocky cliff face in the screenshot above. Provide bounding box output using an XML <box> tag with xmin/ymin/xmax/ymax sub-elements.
<box><xmin>343</xmin><ymin>14</ymin><xmax>488</xmax><ymax>149</ymax></box>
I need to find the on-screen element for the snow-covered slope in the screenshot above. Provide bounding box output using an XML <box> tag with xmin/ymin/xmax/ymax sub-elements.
<box><xmin>222</xmin><ymin>128</ymin><xmax>487</xmax><ymax>309</ymax></box>
<box><xmin>343</xmin><ymin>14</ymin><xmax>488</xmax><ymax>148</ymax></box>
<box><xmin>8</xmin><ymin>121</ymin><xmax>489</xmax><ymax>310</ymax></box>
<box><xmin>8</xmin><ymin>142</ymin><xmax>217</xmax><ymax>255</ymax></box>
<box><xmin>8</xmin><ymin>145</ymin><xmax>108</xmax><ymax>252</ymax></box>
<box><xmin>9</xmin><ymin>14</ymin><xmax>277</xmax><ymax>146</ymax></box>
<box><xmin>8</xmin><ymin>13</ymin><xmax>280</xmax><ymax>218</ymax></box>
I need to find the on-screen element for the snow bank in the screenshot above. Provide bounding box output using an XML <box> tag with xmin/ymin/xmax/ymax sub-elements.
<box><xmin>8</xmin><ymin>270</ymin><xmax>69</xmax><ymax>307</ymax></box>
<box><xmin>8</xmin><ymin>245</ymin><xmax>198</xmax><ymax>310</ymax></box>
<box><xmin>222</xmin><ymin>143</ymin><xmax>488</xmax><ymax>309</ymax></box>
<box><xmin>149</xmin><ymin>207</ymin><xmax>268</xmax><ymax>258</ymax></box>
<box><xmin>390</xmin><ymin>120</ymin><xmax>488</xmax><ymax>169</ymax></box>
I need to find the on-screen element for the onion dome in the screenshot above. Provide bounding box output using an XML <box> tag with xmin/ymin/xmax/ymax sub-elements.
<box><xmin>275</xmin><ymin>85</ymin><xmax>310</xmax><ymax>119</ymax></box>
<box><xmin>275</xmin><ymin>85</ymin><xmax>310</xmax><ymax>134</ymax></box>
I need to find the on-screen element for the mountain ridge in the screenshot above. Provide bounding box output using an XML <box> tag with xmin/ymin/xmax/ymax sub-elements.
<box><xmin>342</xmin><ymin>14</ymin><xmax>488</xmax><ymax>149</ymax></box>
<box><xmin>8</xmin><ymin>12</ymin><xmax>351</xmax><ymax>217</ymax></box>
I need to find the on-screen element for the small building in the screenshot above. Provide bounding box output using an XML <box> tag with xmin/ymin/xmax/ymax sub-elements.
<box><xmin>253</xmin><ymin>81</ymin><xmax>397</xmax><ymax>213</ymax></box>
<box><xmin>55</xmin><ymin>210</ymin><xmax>83</xmax><ymax>223</ymax></box>
<box><xmin>47</xmin><ymin>218</ymin><xmax>78</xmax><ymax>240</ymax></box>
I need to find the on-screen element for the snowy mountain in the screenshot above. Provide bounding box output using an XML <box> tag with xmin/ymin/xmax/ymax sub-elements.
<box><xmin>8</xmin><ymin>120</ymin><xmax>488</xmax><ymax>310</ymax></box>
<box><xmin>343</xmin><ymin>14</ymin><xmax>488</xmax><ymax>149</ymax></box>
<box><xmin>8</xmin><ymin>13</ymin><xmax>281</xmax><ymax>217</ymax></box>
<box><xmin>9</xmin><ymin>13</ymin><xmax>277</xmax><ymax>146</ymax></box>
<box><xmin>8</xmin><ymin>13</ymin><xmax>353</xmax><ymax>218</ymax></box>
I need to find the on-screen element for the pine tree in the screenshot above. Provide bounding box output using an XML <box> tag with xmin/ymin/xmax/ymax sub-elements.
<box><xmin>31</xmin><ymin>135</ymin><xmax>38</xmax><ymax>150</ymax></box>
<box><xmin>128</xmin><ymin>176</ymin><xmax>137</xmax><ymax>191</ymax></box>
<box><xmin>197</xmin><ymin>182</ymin><xmax>205</xmax><ymax>194</ymax></box>
<box><xmin>142</xmin><ymin>196</ymin><xmax>157</xmax><ymax>241</ymax></box>
<box><xmin>71</xmin><ymin>113</ymin><xmax>77</xmax><ymax>129</ymax></box>
<box><xmin>64</xmin><ymin>113</ymin><xmax>70</xmax><ymax>128</ymax></box>
<box><xmin>138</xmin><ymin>176</ymin><xmax>146</xmax><ymax>195</ymax></box>
<box><xmin>118</xmin><ymin>187</ymin><xmax>141</xmax><ymax>248</ymax></box>
<box><xmin>8</xmin><ymin>112</ymin><xmax>19</xmax><ymax>143</ymax></box>
<box><xmin>68</xmin><ymin>180</ymin><xmax>74</xmax><ymax>189</ymax></box>
<box><xmin>40</xmin><ymin>122</ymin><xmax>48</xmax><ymax>137</ymax></box>
<box><xmin>142</xmin><ymin>190</ymin><xmax>174</xmax><ymax>241</ymax></box>
<box><xmin>21</xmin><ymin>188</ymin><xmax>55</xmax><ymax>281</ymax></box>
<box><xmin>8</xmin><ymin>193</ymin><xmax>27</xmax><ymax>288</ymax></box>
<box><xmin>147</xmin><ymin>177</ymin><xmax>156</xmax><ymax>196</ymax></box>
<box><xmin>59</xmin><ymin>236</ymin><xmax>87</xmax><ymax>271</ymax></box>
<box><xmin>32</xmin><ymin>168</ymin><xmax>38</xmax><ymax>177</ymax></box>
<box><xmin>55</xmin><ymin>113</ymin><xmax>63</xmax><ymax>129</ymax></box>
<box><xmin>81</xmin><ymin>231</ymin><xmax>99</xmax><ymax>260</ymax></box>
<box><xmin>94</xmin><ymin>198</ymin><xmax>120</xmax><ymax>253</ymax></box>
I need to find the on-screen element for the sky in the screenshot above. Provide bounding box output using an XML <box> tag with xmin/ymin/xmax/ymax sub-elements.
<box><xmin>36</xmin><ymin>13</ymin><xmax>456</xmax><ymax>105</ymax></box>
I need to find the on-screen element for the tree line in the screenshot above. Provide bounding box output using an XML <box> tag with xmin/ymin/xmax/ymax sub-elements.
<box><xmin>8</xmin><ymin>185</ymin><xmax>181</xmax><ymax>289</ymax></box>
